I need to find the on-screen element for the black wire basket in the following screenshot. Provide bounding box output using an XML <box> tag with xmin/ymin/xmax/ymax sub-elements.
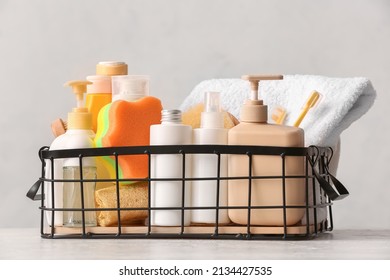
<box><xmin>27</xmin><ymin>144</ymin><xmax>348</xmax><ymax>240</ymax></box>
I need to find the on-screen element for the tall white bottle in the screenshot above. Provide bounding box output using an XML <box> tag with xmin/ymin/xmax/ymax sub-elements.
<box><xmin>150</xmin><ymin>110</ymin><xmax>192</xmax><ymax>226</ymax></box>
<box><xmin>192</xmin><ymin>92</ymin><xmax>230</xmax><ymax>224</ymax></box>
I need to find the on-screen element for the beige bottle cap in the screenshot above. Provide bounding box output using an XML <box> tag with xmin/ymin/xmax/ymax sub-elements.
<box><xmin>96</xmin><ymin>61</ymin><xmax>128</xmax><ymax>76</ymax></box>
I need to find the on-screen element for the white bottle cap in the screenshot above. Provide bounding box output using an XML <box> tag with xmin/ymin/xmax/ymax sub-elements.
<box><xmin>111</xmin><ymin>75</ymin><xmax>149</xmax><ymax>102</ymax></box>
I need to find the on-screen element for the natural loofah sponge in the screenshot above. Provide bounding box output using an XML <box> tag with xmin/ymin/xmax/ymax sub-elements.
<box><xmin>95</xmin><ymin>181</ymin><xmax>148</xmax><ymax>226</ymax></box>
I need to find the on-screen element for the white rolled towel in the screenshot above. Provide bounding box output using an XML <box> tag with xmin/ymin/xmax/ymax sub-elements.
<box><xmin>180</xmin><ymin>75</ymin><xmax>376</xmax><ymax>147</ymax></box>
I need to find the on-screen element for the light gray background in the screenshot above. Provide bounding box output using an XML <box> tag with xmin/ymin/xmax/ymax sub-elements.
<box><xmin>0</xmin><ymin>0</ymin><xmax>389</xmax><ymax>229</ymax></box>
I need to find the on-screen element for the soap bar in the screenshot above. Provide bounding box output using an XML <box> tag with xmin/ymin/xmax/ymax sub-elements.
<box><xmin>95</xmin><ymin>182</ymin><xmax>148</xmax><ymax>226</ymax></box>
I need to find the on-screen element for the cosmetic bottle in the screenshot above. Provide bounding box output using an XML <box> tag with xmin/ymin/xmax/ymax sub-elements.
<box><xmin>192</xmin><ymin>92</ymin><xmax>229</xmax><ymax>224</ymax></box>
<box><xmin>150</xmin><ymin>110</ymin><xmax>192</xmax><ymax>226</ymax></box>
<box><xmin>86</xmin><ymin>61</ymin><xmax>128</xmax><ymax>133</ymax></box>
<box><xmin>45</xmin><ymin>80</ymin><xmax>97</xmax><ymax>227</ymax></box>
<box><xmin>85</xmin><ymin>75</ymin><xmax>114</xmax><ymax>191</ymax></box>
<box><xmin>228</xmin><ymin>75</ymin><xmax>305</xmax><ymax>226</ymax></box>
<box><xmin>62</xmin><ymin>80</ymin><xmax>97</xmax><ymax>227</ymax></box>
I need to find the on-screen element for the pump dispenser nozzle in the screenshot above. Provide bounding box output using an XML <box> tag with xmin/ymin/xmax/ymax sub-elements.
<box><xmin>240</xmin><ymin>75</ymin><xmax>283</xmax><ymax>123</ymax></box>
<box><xmin>64</xmin><ymin>80</ymin><xmax>92</xmax><ymax>108</ymax></box>
<box><xmin>64</xmin><ymin>80</ymin><xmax>93</xmax><ymax>130</ymax></box>
<box><xmin>241</xmin><ymin>75</ymin><xmax>283</xmax><ymax>101</ymax></box>
<box><xmin>201</xmin><ymin>91</ymin><xmax>224</xmax><ymax>128</ymax></box>
<box><xmin>205</xmin><ymin>91</ymin><xmax>221</xmax><ymax>113</ymax></box>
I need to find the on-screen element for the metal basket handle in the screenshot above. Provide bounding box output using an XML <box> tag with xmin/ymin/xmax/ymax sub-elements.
<box><xmin>26</xmin><ymin>146</ymin><xmax>48</xmax><ymax>201</ymax></box>
<box><xmin>26</xmin><ymin>179</ymin><xmax>43</xmax><ymax>201</ymax></box>
<box><xmin>308</xmin><ymin>149</ymin><xmax>349</xmax><ymax>201</ymax></box>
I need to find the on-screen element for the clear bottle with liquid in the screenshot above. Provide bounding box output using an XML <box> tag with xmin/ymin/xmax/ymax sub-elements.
<box><xmin>63</xmin><ymin>163</ymin><xmax>96</xmax><ymax>227</ymax></box>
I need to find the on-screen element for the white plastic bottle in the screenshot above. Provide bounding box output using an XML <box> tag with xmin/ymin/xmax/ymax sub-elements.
<box><xmin>45</xmin><ymin>136</ymin><xmax>67</xmax><ymax>227</ymax></box>
<box><xmin>150</xmin><ymin>109</ymin><xmax>192</xmax><ymax>226</ymax></box>
<box><xmin>45</xmin><ymin>129</ymin><xmax>96</xmax><ymax>227</ymax></box>
<box><xmin>192</xmin><ymin>92</ymin><xmax>230</xmax><ymax>224</ymax></box>
<box><xmin>45</xmin><ymin>80</ymin><xmax>97</xmax><ymax>227</ymax></box>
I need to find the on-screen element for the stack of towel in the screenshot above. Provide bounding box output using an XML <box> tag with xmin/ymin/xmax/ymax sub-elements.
<box><xmin>180</xmin><ymin>75</ymin><xmax>376</xmax><ymax>148</ymax></box>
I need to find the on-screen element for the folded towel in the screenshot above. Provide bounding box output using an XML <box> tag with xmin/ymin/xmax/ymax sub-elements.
<box><xmin>180</xmin><ymin>75</ymin><xmax>376</xmax><ymax>147</ymax></box>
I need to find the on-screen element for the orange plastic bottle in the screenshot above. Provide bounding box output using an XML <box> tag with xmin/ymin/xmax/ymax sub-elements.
<box><xmin>85</xmin><ymin>61</ymin><xmax>128</xmax><ymax>133</ymax></box>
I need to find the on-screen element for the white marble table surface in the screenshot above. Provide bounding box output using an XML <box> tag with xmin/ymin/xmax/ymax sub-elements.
<box><xmin>0</xmin><ymin>228</ymin><xmax>389</xmax><ymax>260</ymax></box>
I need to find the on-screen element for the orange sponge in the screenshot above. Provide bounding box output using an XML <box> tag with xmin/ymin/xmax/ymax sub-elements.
<box><xmin>95</xmin><ymin>96</ymin><xmax>162</xmax><ymax>180</ymax></box>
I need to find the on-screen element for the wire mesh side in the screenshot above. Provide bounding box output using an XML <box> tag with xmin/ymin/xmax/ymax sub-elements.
<box><xmin>35</xmin><ymin>145</ymin><xmax>335</xmax><ymax>240</ymax></box>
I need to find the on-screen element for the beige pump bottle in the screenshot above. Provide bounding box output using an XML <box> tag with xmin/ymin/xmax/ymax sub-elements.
<box><xmin>228</xmin><ymin>75</ymin><xmax>306</xmax><ymax>226</ymax></box>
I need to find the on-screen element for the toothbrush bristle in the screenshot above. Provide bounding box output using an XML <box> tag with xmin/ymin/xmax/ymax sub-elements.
<box><xmin>271</xmin><ymin>107</ymin><xmax>287</xmax><ymax>124</ymax></box>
